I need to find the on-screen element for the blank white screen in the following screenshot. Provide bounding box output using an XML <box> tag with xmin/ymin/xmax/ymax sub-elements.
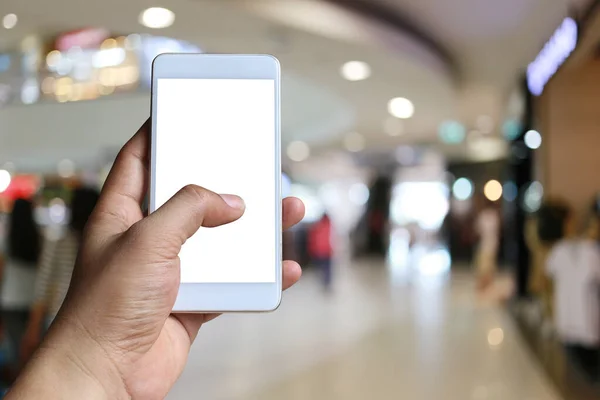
<box><xmin>155</xmin><ymin>79</ymin><xmax>277</xmax><ymax>283</ymax></box>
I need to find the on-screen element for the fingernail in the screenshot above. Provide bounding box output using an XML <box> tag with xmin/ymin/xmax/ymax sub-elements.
<box><xmin>220</xmin><ymin>194</ymin><xmax>245</xmax><ymax>210</ymax></box>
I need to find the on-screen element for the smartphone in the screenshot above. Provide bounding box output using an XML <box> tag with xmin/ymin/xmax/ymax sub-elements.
<box><xmin>150</xmin><ymin>54</ymin><xmax>281</xmax><ymax>312</ymax></box>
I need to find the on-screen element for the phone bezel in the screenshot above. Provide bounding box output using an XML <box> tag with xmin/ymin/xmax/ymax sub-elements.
<box><xmin>150</xmin><ymin>53</ymin><xmax>282</xmax><ymax>312</ymax></box>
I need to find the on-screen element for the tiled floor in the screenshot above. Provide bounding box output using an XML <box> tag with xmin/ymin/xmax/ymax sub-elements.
<box><xmin>168</xmin><ymin>261</ymin><xmax>561</xmax><ymax>400</ymax></box>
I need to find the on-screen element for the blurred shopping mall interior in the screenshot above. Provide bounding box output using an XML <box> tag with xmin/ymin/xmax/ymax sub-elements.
<box><xmin>3</xmin><ymin>0</ymin><xmax>600</xmax><ymax>398</ymax></box>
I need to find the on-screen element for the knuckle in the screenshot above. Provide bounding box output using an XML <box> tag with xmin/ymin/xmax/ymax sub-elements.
<box><xmin>180</xmin><ymin>184</ymin><xmax>210</xmax><ymax>204</ymax></box>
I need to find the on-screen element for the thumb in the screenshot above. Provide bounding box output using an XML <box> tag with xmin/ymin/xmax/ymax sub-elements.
<box><xmin>139</xmin><ymin>185</ymin><xmax>245</xmax><ymax>246</ymax></box>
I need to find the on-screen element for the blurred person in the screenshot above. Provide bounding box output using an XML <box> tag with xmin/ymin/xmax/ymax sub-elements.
<box><xmin>0</xmin><ymin>199</ymin><xmax>40</xmax><ymax>373</ymax></box>
<box><xmin>21</xmin><ymin>188</ymin><xmax>99</xmax><ymax>362</ymax></box>
<box><xmin>474</xmin><ymin>196</ymin><xmax>500</xmax><ymax>291</ymax></box>
<box><xmin>308</xmin><ymin>214</ymin><xmax>333</xmax><ymax>290</ymax></box>
<box><xmin>527</xmin><ymin>200</ymin><xmax>570</xmax><ymax>331</ymax></box>
<box><xmin>546</xmin><ymin>208</ymin><xmax>600</xmax><ymax>380</ymax></box>
<box><xmin>5</xmin><ymin>121</ymin><xmax>304</xmax><ymax>399</ymax></box>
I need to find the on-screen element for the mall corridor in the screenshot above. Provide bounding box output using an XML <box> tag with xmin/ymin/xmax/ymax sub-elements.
<box><xmin>169</xmin><ymin>263</ymin><xmax>559</xmax><ymax>400</ymax></box>
<box><xmin>4</xmin><ymin>0</ymin><xmax>600</xmax><ymax>398</ymax></box>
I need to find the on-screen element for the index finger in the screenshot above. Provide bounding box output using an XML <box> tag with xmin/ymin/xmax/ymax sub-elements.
<box><xmin>92</xmin><ymin>119</ymin><xmax>150</xmax><ymax>234</ymax></box>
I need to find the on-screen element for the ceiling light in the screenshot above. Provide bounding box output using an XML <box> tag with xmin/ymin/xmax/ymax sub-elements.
<box><xmin>139</xmin><ymin>7</ymin><xmax>175</xmax><ymax>29</ymax></box>
<box><xmin>524</xmin><ymin>130</ymin><xmax>542</xmax><ymax>149</ymax></box>
<box><xmin>344</xmin><ymin>132</ymin><xmax>365</xmax><ymax>152</ymax></box>
<box><xmin>287</xmin><ymin>141</ymin><xmax>310</xmax><ymax>162</ymax></box>
<box><xmin>383</xmin><ymin>117</ymin><xmax>404</xmax><ymax>136</ymax></box>
<box><xmin>2</xmin><ymin>14</ymin><xmax>17</xmax><ymax>30</ymax></box>
<box><xmin>340</xmin><ymin>61</ymin><xmax>371</xmax><ymax>81</ymax></box>
<box><xmin>388</xmin><ymin>97</ymin><xmax>414</xmax><ymax>119</ymax></box>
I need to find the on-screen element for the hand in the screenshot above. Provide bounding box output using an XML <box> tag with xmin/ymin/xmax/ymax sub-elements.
<box><xmin>9</xmin><ymin>121</ymin><xmax>305</xmax><ymax>400</ymax></box>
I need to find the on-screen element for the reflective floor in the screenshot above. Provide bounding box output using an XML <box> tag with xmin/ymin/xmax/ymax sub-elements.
<box><xmin>168</xmin><ymin>261</ymin><xmax>561</xmax><ymax>400</ymax></box>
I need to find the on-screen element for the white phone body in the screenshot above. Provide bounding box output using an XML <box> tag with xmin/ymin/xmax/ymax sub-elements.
<box><xmin>150</xmin><ymin>54</ymin><xmax>282</xmax><ymax>312</ymax></box>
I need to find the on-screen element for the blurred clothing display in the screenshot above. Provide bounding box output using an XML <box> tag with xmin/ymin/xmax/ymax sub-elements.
<box><xmin>530</xmin><ymin>201</ymin><xmax>572</xmax><ymax>321</ymax></box>
<box><xmin>546</xmin><ymin>239</ymin><xmax>600</xmax><ymax>347</ymax></box>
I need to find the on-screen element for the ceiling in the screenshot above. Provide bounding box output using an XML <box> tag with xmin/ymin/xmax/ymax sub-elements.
<box><xmin>0</xmin><ymin>0</ymin><xmax>593</xmax><ymax>171</ymax></box>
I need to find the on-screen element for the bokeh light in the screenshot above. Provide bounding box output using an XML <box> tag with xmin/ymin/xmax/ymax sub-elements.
<box><xmin>49</xmin><ymin>198</ymin><xmax>67</xmax><ymax>224</ymax></box>
<box><xmin>487</xmin><ymin>328</ymin><xmax>504</xmax><ymax>347</ymax></box>
<box><xmin>484</xmin><ymin>180</ymin><xmax>503</xmax><ymax>202</ymax></box>
<box><xmin>524</xmin><ymin>181</ymin><xmax>544</xmax><ymax>212</ymax></box>
<box><xmin>286</xmin><ymin>141</ymin><xmax>310</xmax><ymax>162</ymax></box>
<box><xmin>57</xmin><ymin>159</ymin><xmax>75</xmax><ymax>178</ymax></box>
<box><xmin>524</xmin><ymin>130</ymin><xmax>542</xmax><ymax>149</ymax></box>
<box><xmin>139</xmin><ymin>7</ymin><xmax>175</xmax><ymax>29</ymax></box>
<box><xmin>340</xmin><ymin>61</ymin><xmax>371</xmax><ymax>81</ymax></box>
<box><xmin>387</xmin><ymin>97</ymin><xmax>414</xmax><ymax>119</ymax></box>
<box><xmin>0</xmin><ymin>169</ymin><xmax>11</xmax><ymax>193</ymax></box>
<box><xmin>452</xmin><ymin>178</ymin><xmax>473</xmax><ymax>201</ymax></box>
<box><xmin>348</xmin><ymin>183</ymin><xmax>369</xmax><ymax>206</ymax></box>
<box><xmin>502</xmin><ymin>119</ymin><xmax>522</xmax><ymax>141</ymax></box>
<box><xmin>439</xmin><ymin>120</ymin><xmax>466</xmax><ymax>144</ymax></box>
<box><xmin>2</xmin><ymin>13</ymin><xmax>17</xmax><ymax>30</ymax></box>
<box><xmin>503</xmin><ymin>181</ymin><xmax>518</xmax><ymax>202</ymax></box>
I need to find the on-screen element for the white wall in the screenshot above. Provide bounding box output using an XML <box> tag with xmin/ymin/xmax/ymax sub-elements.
<box><xmin>0</xmin><ymin>94</ymin><xmax>148</xmax><ymax>171</ymax></box>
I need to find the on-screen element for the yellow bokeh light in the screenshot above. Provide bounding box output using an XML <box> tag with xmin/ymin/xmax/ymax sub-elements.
<box><xmin>70</xmin><ymin>83</ymin><xmax>83</xmax><ymax>101</ymax></box>
<box><xmin>116</xmin><ymin>66</ymin><xmax>139</xmax><ymax>86</ymax></box>
<box><xmin>487</xmin><ymin>328</ymin><xmax>504</xmax><ymax>347</ymax></box>
<box><xmin>484</xmin><ymin>180</ymin><xmax>502</xmax><ymax>202</ymax></box>
<box><xmin>101</xmin><ymin>38</ymin><xmax>118</xmax><ymax>49</ymax></box>
<box><xmin>46</xmin><ymin>50</ymin><xmax>61</xmax><ymax>68</ymax></box>
<box><xmin>99</xmin><ymin>68</ymin><xmax>117</xmax><ymax>87</ymax></box>
<box><xmin>54</xmin><ymin>77</ymin><xmax>73</xmax><ymax>102</ymax></box>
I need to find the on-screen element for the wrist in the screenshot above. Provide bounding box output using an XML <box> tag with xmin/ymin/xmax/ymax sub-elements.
<box><xmin>8</xmin><ymin>321</ymin><xmax>129</xmax><ymax>400</ymax></box>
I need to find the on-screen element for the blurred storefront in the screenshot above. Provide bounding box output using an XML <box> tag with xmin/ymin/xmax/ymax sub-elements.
<box><xmin>533</xmin><ymin>10</ymin><xmax>600</xmax><ymax>218</ymax></box>
<box><xmin>0</xmin><ymin>28</ymin><xmax>200</xmax><ymax>108</ymax></box>
<box><xmin>0</xmin><ymin>28</ymin><xmax>202</xmax><ymax>214</ymax></box>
